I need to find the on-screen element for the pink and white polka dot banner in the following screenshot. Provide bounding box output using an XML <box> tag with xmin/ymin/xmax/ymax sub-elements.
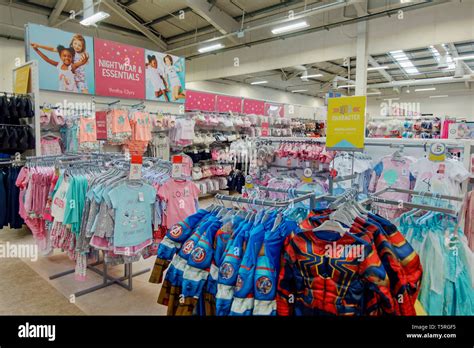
<box><xmin>185</xmin><ymin>90</ymin><xmax>217</xmax><ymax>111</ymax></box>
<box><xmin>243</xmin><ymin>99</ymin><xmax>265</xmax><ymax>115</ymax></box>
<box><xmin>216</xmin><ymin>95</ymin><xmax>242</xmax><ymax>113</ymax></box>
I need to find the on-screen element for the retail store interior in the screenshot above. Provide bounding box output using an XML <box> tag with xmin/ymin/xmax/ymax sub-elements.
<box><xmin>0</xmin><ymin>0</ymin><xmax>473</xmax><ymax>317</ymax></box>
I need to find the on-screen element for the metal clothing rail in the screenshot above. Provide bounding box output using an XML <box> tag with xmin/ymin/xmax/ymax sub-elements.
<box><xmin>49</xmin><ymin>252</ymin><xmax>150</xmax><ymax>298</ymax></box>
<box><xmin>362</xmin><ymin>187</ymin><xmax>463</xmax><ymax>215</ymax></box>
<box><xmin>215</xmin><ymin>192</ymin><xmax>326</xmax><ymax>210</ymax></box>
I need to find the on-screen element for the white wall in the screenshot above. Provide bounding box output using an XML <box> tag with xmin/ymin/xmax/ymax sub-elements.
<box><xmin>367</xmin><ymin>93</ymin><xmax>474</xmax><ymax>120</ymax></box>
<box><xmin>187</xmin><ymin>80</ymin><xmax>324</xmax><ymax>118</ymax></box>
<box><xmin>0</xmin><ymin>38</ymin><xmax>25</xmax><ymax>92</ymax></box>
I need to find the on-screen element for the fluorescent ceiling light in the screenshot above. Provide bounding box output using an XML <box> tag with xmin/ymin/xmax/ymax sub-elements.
<box><xmin>271</xmin><ymin>21</ymin><xmax>309</xmax><ymax>34</ymax></box>
<box><xmin>389</xmin><ymin>50</ymin><xmax>419</xmax><ymax>75</ymax></box>
<box><xmin>384</xmin><ymin>98</ymin><xmax>400</xmax><ymax>101</ymax></box>
<box><xmin>453</xmin><ymin>55</ymin><xmax>474</xmax><ymax>61</ymax></box>
<box><xmin>337</xmin><ymin>85</ymin><xmax>355</xmax><ymax>89</ymax></box>
<box><xmin>367</xmin><ymin>91</ymin><xmax>382</xmax><ymax>95</ymax></box>
<box><xmin>80</xmin><ymin>11</ymin><xmax>110</xmax><ymax>26</ymax></box>
<box><xmin>367</xmin><ymin>66</ymin><xmax>389</xmax><ymax>71</ymax></box>
<box><xmin>429</xmin><ymin>95</ymin><xmax>449</xmax><ymax>98</ymax></box>
<box><xmin>198</xmin><ymin>43</ymin><xmax>224</xmax><ymax>53</ymax></box>
<box><xmin>415</xmin><ymin>87</ymin><xmax>436</xmax><ymax>92</ymax></box>
<box><xmin>291</xmin><ymin>89</ymin><xmax>308</xmax><ymax>93</ymax></box>
<box><xmin>301</xmin><ymin>73</ymin><xmax>323</xmax><ymax>78</ymax></box>
<box><xmin>250</xmin><ymin>80</ymin><xmax>268</xmax><ymax>85</ymax></box>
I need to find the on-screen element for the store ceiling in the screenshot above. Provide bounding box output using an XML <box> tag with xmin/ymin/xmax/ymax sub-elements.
<box><xmin>11</xmin><ymin>0</ymin><xmax>436</xmax><ymax>53</ymax></box>
<box><xmin>210</xmin><ymin>40</ymin><xmax>474</xmax><ymax>98</ymax></box>
<box><xmin>8</xmin><ymin>0</ymin><xmax>472</xmax><ymax>98</ymax></box>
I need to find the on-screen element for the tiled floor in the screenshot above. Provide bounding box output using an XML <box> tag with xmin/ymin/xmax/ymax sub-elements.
<box><xmin>0</xmin><ymin>197</ymin><xmax>217</xmax><ymax>315</ymax></box>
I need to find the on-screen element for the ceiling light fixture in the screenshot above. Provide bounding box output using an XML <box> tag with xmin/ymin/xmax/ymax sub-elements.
<box><xmin>250</xmin><ymin>80</ymin><xmax>268</xmax><ymax>85</ymax></box>
<box><xmin>453</xmin><ymin>55</ymin><xmax>474</xmax><ymax>61</ymax></box>
<box><xmin>429</xmin><ymin>95</ymin><xmax>449</xmax><ymax>98</ymax></box>
<box><xmin>337</xmin><ymin>85</ymin><xmax>355</xmax><ymax>89</ymax></box>
<box><xmin>301</xmin><ymin>73</ymin><xmax>323</xmax><ymax>79</ymax></box>
<box><xmin>390</xmin><ymin>50</ymin><xmax>419</xmax><ymax>75</ymax></box>
<box><xmin>367</xmin><ymin>66</ymin><xmax>389</xmax><ymax>71</ymax></box>
<box><xmin>415</xmin><ymin>87</ymin><xmax>436</xmax><ymax>92</ymax></box>
<box><xmin>383</xmin><ymin>98</ymin><xmax>400</xmax><ymax>101</ymax></box>
<box><xmin>80</xmin><ymin>11</ymin><xmax>110</xmax><ymax>26</ymax></box>
<box><xmin>367</xmin><ymin>91</ymin><xmax>382</xmax><ymax>95</ymax></box>
<box><xmin>271</xmin><ymin>21</ymin><xmax>309</xmax><ymax>34</ymax></box>
<box><xmin>291</xmin><ymin>89</ymin><xmax>308</xmax><ymax>93</ymax></box>
<box><xmin>198</xmin><ymin>43</ymin><xmax>224</xmax><ymax>53</ymax></box>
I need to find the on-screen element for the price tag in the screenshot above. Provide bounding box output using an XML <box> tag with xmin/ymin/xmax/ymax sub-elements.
<box><xmin>172</xmin><ymin>155</ymin><xmax>183</xmax><ymax>178</ymax></box>
<box><xmin>428</xmin><ymin>143</ymin><xmax>446</xmax><ymax>162</ymax></box>
<box><xmin>138</xmin><ymin>192</ymin><xmax>144</xmax><ymax>202</ymax></box>
<box><xmin>245</xmin><ymin>175</ymin><xmax>254</xmax><ymax>189</ymax></box>
<box><xmin>302</xmin><ymin>168</ymin><xmax>313</xmax><ymax>183</ymax></box>
<box><xmin>129</xmin><ymin>155</ymin><xmax>142</xmax><ymax>180</ymax></box>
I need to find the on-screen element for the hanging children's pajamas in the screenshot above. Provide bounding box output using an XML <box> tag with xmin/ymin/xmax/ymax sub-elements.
<box><xmin>369</xmin><ymin>155</ymin><xmax>416</xmax><ymax>219</ymax></box>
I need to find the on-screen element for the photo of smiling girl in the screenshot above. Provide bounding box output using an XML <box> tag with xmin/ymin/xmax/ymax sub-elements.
<box><xmin>163</xmin><ymin>54</ymin><xmax>186</xmax><ymax>101</ymax></box>
<box><xmin>69</xmin><ymin>34</ymin><xmax>90</xmax><ymax>93</ymax></box>
<box><xmin>30</xmin><ymin>42</ymin><xmax>89</xmax><ymax>93</ymax></box>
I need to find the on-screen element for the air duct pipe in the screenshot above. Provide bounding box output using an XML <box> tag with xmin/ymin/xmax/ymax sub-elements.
<box><xmin>368</xmin><ymin>75</ymin><xmax>474</xmax><ymax>89</ymax></box>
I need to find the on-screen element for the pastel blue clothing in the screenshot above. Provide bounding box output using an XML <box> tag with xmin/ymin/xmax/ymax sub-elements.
<box><xmin>108</xmin><ymin>182</ymin><xmax>156</xmax><ymax>247</ymax></box>
<box><xmin>398</xmin><ymin>213</ymin><xmax>474</xmax><ymax>315</ymax></box>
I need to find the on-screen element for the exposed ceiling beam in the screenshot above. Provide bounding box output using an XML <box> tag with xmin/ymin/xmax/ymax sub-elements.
<box><xmin>184</xmin><ymin>0</ymin><xmax>241</xmax><ymax>44</ymax></box>
<box><xmin>352</xmin><ymin>0</ymin><xmax>368</xmax><ymax>16</ymax></box>
<box><xmin>9</xmin><ymin>0</ymin><xmax>149</xmax><ymax>38</ymax></box>
<box><xmin>144</xmin><ymin>7</ymin><xmax>194</xmax><ymax>27</ymax></box>
<box><xmin>368</xmin><ymin>55</ymin><xmax>394</xmax><ymax>82</ymax></box>
<box><xmin>448</xmin><ymin>42</ymin><xmax>473</xmax><ymax>74</ymax></box>
<box><xmin>102</xmin><ymin>0</ymin><xmax>167</xmax><ymax>50</ymax></box>
<box><xmin>48</xmin><ymin>0</ymin><xmax>68</xmax><ymax>27</ymax></box>
<box><xmin>167</xmin><ymin>0</ymin><xmax>303</xmax><ymax>44</ymax></box>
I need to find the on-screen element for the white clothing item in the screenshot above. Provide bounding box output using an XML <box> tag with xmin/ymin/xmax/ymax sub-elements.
<box><xmin>147</xmin><ymin>66</ymin><xmax>166</xmax><ymax>91</ymax></box>
<box><xmin>410</xmin><ymin>157</ymin><xmax>469</xmax><ymax>209</ymax></box>
<box><xmin>57</xmin><ymin>65</ymin><xmax>78</xmax><ymax>93</ymax></box>
<box><xmin>51</xmin><ymin>180</ymin><xmax>70</xmax><ymax>223</ymax></box>
<box><xmin>165</xmin><ymin>65</ymin><xmax>181</xmax><ymax>88</ymax></box>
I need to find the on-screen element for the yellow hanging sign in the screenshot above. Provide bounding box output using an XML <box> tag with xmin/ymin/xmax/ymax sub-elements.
<box><xmin>326</xmin><ymin>95</ymin><xmax>366</xmax><ymax>151</ymax></box>
<box><xmin>14</xmin><ymin>65</ymin><xmax>30</xmax><ymax>94</ymax></box>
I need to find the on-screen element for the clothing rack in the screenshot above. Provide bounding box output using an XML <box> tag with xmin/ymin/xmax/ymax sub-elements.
<box><xmin>215</xmin><ymin>192</ymin><xmax>324</xmax><ymax>210</ymax></box>
<box><xmin>0</xmin><ymin>123</ymin><xmax>32</xmax><ymax>127</ymax></box>
<box><xmin>0</xmin><ymin>91</ymin><xmax>32</xmax><ymax>97</ymax></box>
<box><xmin>363</xmin><ymin>187</ymin><xmax>463</xmax><ymax>215</ymax></box>
<box><xmin>44</xmin><ymin>154</ymin><xmax>164</xmax><ymax>296</ymax></box>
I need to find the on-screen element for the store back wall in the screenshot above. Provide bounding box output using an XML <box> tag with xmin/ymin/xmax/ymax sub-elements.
<box><xmin>367</xmin><ymin>93</ymin><xmax>474</xmax><ymax>119</ymax></box>
<box><xmin>0</xmin><ymin>38</ymin><xmax>25</xmax><ymax>93</ymax></box>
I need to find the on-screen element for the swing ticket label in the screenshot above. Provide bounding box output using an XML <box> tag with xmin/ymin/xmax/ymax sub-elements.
<box><xmin>326</xmin><ymin>96</ymin><xmax>366</xmax><ymax>151</ymax></box>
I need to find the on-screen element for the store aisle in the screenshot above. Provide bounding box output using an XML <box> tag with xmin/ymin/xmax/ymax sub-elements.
<box><xmin>0</xmin><ymin>230</ymin><xmax>84</xmax><ymax>315</ymax></box>
<box><xmin>0</xmin><ymin>198</ymin><xmax>216</xmax><ymax>316</ymax></box>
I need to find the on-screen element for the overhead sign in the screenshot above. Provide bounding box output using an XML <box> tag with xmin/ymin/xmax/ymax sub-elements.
<box><xmin>25</xmin><ymin>23</ymin><xmax>185</xmax><ymax>103</ymax></box>
<box><xmin>14</xmin><ymin>65</ymin><xmax>30</xmax><ymax>94</ymax></box>
<box><xmin>326</xmin><ymin>95</ymin><xmax>366</xmax><ymax>151</ymax></box>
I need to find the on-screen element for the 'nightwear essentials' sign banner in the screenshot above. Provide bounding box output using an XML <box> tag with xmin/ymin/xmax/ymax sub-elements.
<box><xmin>94</xmin><ymin>39</ymin><xmax>145</xmax><ymax>99</ymax></box>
